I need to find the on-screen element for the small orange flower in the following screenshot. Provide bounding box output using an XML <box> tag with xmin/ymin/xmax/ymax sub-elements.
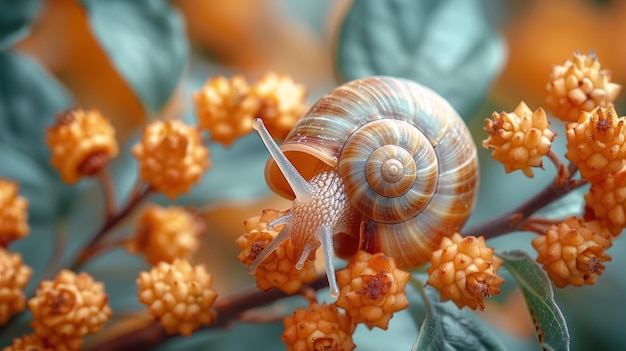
<box><xmin>585</xmin><ymin>168</ymin><xmax>626</xmax><ymax>236</ymax></box>
<box><xmin>427</xmin><ymin>233</ymin><xmax>504</xmax><ymax>310</ymax></box>
<box><xmin>0</xmin><ymin>248</ymin><xmax>32</xmax><ymax>325</ymax></box>
<box><xmin>128</xmin><ymin>205</ymin><xmax>203</xmax><ymax>265</ymax></box>
<box><xmin>532</xmin><ymin>217</ymin><xmax>611</xmax><ymax>288</ymax></box>
<box><xmin>193</xmin><ymin>75</ymin><xmax>255</xmax><ymax>146</ymax></box>
<box><xmin>28</xmin><ymin>270</ymin><xmax>112</xmax><ymax>351</ymax></box>
<box><xmin>281</xmin><ymin>302</ymin><xmax>355</xmax><ymax>351</ymax></box>
<box><xmin>46</xmin><ymin>108</ymin><xmax>119</xmax><ymax>183</ymax></box>
<box><xmin>236</xmin><ymin>209</ymin><xmax>317</xmax><ymax>294</ymax></box>
<box><xmin>132</xmin><ymin>119</ymin><xmax>210</xmax><ymax>199</ymax></box>
<box><xmin>0</xmin><ymin>179</ymin><xmax>29</xmax><ymax>247</ymax></box>
<box><xmin>246</xmin><ymin>72</ymin><xmax>307</xmax><ymax>140</ymax></box>
<box><xmin>565</xmin><ymin>107</ymin><xmax>626</xmax><ymax>181</ymax></box>
<box><xmin>483</xmin><ymin>102</ymin><xmax>556</xmax><ymax>177</ymax></box>
<box><xmin>546</xmin><ymin>52</ymin><xmax>622</xmax><ymax>122</ymax></box>
<box><xmin>137</xmin><ymin>259</ymin><xmax>218</xmax><ymax>336</ymax></box>
<box><xmin>193</xmin><ymin>73</ymin><xmax>307</xmax><ymax>146</ymax></box>
<box><xmin>335</xmin><ymin>250</ymin><xmax>410</xmax><ymax>330</ymax></box>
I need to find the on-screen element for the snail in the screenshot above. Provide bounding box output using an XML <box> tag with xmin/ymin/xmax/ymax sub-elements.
<box><xmin>248</xmin><ymin>76</ymin><xmax>478</xmax><ymax>298</ymax></box>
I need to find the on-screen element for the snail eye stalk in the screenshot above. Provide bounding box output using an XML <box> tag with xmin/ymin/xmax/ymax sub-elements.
<box><xmin>252</xmin><ymin>118</ymin><xmax>314</xmax><ymax>202</ymax></box>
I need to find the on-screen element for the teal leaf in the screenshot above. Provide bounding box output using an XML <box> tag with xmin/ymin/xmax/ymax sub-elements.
<box><xmin>0</xmin><ymin>52</ymin><xmax>72</xmax><ymax>163</ymax></box>
<box><xmin>413</xmin><ymin>285</ymin><xmax>506</xmax><ymax>351</ymax></box>
<box><xmin>80</xmin><ymin>0</ymin><xmax>188</xmax><ymax>115</ymax></box>
<box><xmin>0</xmin><ymin>146</ymin><xmax>61</xmax><ymax>223</ymax></box>
<box><xmin>500</xmin><ymin>250</ymin><xmax>570</xmax><ymax>351</ymax></box>
<box><xmin>336</xmin><ymin>0</ymin><xmax>504</xmax><ymax>119</ymax></box>
<box><xmin>0</xmin><ymin>0</ymin><xmax>42</xmax><ymax>50</ymax></box>
<box><xmin>0</xmin><ymin>52</ymin><xmax>74</xmax><ymax>221</ymax></box>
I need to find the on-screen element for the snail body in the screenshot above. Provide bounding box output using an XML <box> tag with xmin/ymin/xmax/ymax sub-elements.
<box><xmin>249</xmin><ymin>76</ymin><xmax>478</xmax><ymax>297</ymax></box>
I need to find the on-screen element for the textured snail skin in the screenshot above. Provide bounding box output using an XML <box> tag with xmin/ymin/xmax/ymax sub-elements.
<box><xmin>250</xmin><ymin>76</ymin><xmax>478</xmax><ymax>297</ymax></box>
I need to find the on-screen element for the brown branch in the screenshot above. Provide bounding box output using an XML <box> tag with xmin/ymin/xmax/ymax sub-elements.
<box><xmin>98</xmin><ymin>170</ymin><xmax>117</xmax><ymax>220</ymax></box>
<box><xmin>73</xmin><ymin>238</ymin><xmax>133</xmax><ymax>267</ymax></box>
<box><xmin>463</xmin><ymin>164</ymin><xmax>586</xmax><ymax>239</ymax></box>
<box><xmin>86</xmin><ymin>276</ymin><xmax>329</xmax><ymax>351</ymax></box>
<box><xmin>74</xmin><ymin>184</ymin><xmax>152</xmax><ymax>267</ymax></box>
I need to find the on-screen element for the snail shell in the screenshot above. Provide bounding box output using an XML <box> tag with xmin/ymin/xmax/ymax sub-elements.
<box><xmin>250</xmin><ymin>76</ymin><xmax>478</xmax><ymax>297</ymax></box>
<box><xmin>265</xmin><ymin>76</ymin><xmax>478</xmax><ymax>266</ymax></box>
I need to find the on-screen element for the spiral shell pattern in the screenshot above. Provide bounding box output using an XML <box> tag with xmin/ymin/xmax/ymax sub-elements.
<box><xmin>264</xmin><ymin>77</ymin><xmax>478</xmax><ymax>268</ymax></box>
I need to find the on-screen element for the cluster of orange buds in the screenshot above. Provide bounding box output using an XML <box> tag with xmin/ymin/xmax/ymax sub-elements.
<box><xmin>132</xmin><ymin>119</ymin><xmax>210</xmax><ymax>199</ymax></box>
<box><xmin>532</xmin><ymin>217</ymin><xmax>612</xmax><ymax>288</ymax></box>
<box><xmin>281</xmin><ymin>302</ymin><xmax>355</xmax><ymax>351</ymax></box>
<box><xmin>335</xmin><ymin>250</ymin><xmax>410</xmax><ymax>330</ymax></box>
<box><xmin>563</xmin><ymin>106</ymin><xmax>626</xmax><ymax>236</ymax></box>
<box><xmin>0</xmin><ymin>248</ymin><xmax>32</xmax><ymax>325</ymax></box>
<box><xmin>546</xmin><ymin>51</ymin><xmax>622</xmax><ymax>123</ymax></box>
<box><xmin>279</xmin><ymin>250</ymin><xmax>410</xmax><ymax>349</ymax></box>
<box><xmin>584</xmin><ymin>168</ymin><xmax>626</xmax><ymax>236</ymax></box>
<box><xmin>427</xmin><ymin>233</ymin><xmax>504</xmax><ymax>310</ymax></box>
<box><xmin>193</xmin><ymin>72</ymin><xmax>307</xmax><ymax>146</ymax></box>
<box><xmin>552</xmin><ymin>54</ymin><xmax>626</xmax><ymax>238</ymax></box>
<box><xmin>2</xmin><ymin>333</ymin><xmax>53</xmax><ymax>351</ymax></box>
<box><xmin>136</xmin><ymin>259</ymin><xmax>218</xmax><ymax>336</ymax></box>
<box><xmin>27</xmin><ymin>270</ymin><xmax>112</xmax><ymax>351</ymax></box>
<box><xmin>127</xmin><ymin>204</ymin><xmax>203</xmax><ymax>265</ymax></box>
<box><xmin>542</xmin><ymin>54</ymin><xmax>626</xmax><ymax>286</ymax></box>
<box><xmin>46</xmin><ymin>108</ymin><xmax>119</xmax><ymax>184</ymax></box>
<box><xmin>0</xmin><ymin>179</ymin><xmax>29</xmax><ymax>247</ymax></box>
<box><xmin>565</xmin><ymin>107</ymin><xmax>626</xmax><ymax>182</ymax></box>
<box><xmin>0</xmin><ymin>179</ymin><xmax>32</xmax><ymax>327</ymax></box>
<box><xmin>483</xmin><ymin>101</ymin><xmax>556</xmax><ymax>177</ymax></box>
<box><xmin>236</xmin><ymin>209</ymin><xmax>317</xmax><ymax>294</ymax></box>
<box><xmin>482</xmin><ymin>52</ymin><xmax>626</xmax><ymax>288</ymax></box>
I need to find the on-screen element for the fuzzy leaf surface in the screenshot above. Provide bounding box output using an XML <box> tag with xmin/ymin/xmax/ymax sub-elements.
<box><xmin>413</xmin><ymin>285</ymin><xmax>506</xmax><ymax>351</ymax></box>
<box><xmin>80</xmin><ymin>0</ymin><xmax>188</xmax><ymax>115</ymax></box>
<box><xmin>336</xmin><ymin>0</ymin><xmax>504</xmax><ymax>119</ymax></box>
<box><xmin>500</xmin><ymin>250</ymin><xmax>570</xmax><ymax>351</ymax></box>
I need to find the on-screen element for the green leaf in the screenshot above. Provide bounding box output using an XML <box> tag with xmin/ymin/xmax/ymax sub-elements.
<box><xmin>500</xmin><ymin>250</ymin><xmax>570</xmax><ymax>351</ymax></box>
<box><xmin>413</xmin><ymin>284</ymin><xmax>506</xmax><ymax>351</ymax></box>
<box><xmin>0</xmin><ymin>0</ymin><xmax>42</xmax><ymax>50</ymax></box>
<box><xmin>0</xmin><ymin>52</ymin><xmax>74</xmax><ymax>221</ymax></box>
<box><xmin>80</xmin><ymin>0</ymin><xmax>188</xmax><ymax>115</ymax></box>
<box><xmin>335</xmin><ymin>0</ymin><xmax>504</xmax><ymax>119</ymax></box>
<box><xmin>0</xmin><ymin>52</ymin><xmax>72</xmax><ymax>163</ymax></box>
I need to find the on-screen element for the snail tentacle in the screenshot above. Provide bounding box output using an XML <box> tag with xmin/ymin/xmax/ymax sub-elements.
<box><xmin>247</xmin><ymin>223</ymin><xmax>292</xmax><ymax>274</ymax></box>
<box><xmin>317</xmin><ymin>225</ymin><xmax>339</xmax><ymax>298</ymax></box>
<box><xmin>267</xmin><ymin>212</ymin><xmax>293</xmax><ymax>231</ymax></box>
<box><xmin>252</xmin><ymin>118</ymin><xmax>314</xmax><ymax>201</ymax></box>
<box><xmin>295</xmin><ymin>242</ymin><xmax>313</xmax><ymax>270</ymax></box>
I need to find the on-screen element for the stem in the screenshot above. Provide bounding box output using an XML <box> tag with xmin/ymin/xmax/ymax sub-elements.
<box><xmin>519</xmin><ymin>218</ymin><xmax>561</xmax><ymax>235</ymax></box>
<box><xmin>547</xmin><ymin>150</ymin><xmax>569</xmax><ymax>187</ymax></box>
<box><xmin>86</xmin><ymin>276</ymin><xmax>330</xmax><ymax>351</ymax></box>
<box><xmin>74</xmin><ymin>182</ymin><xmax>152</xmax><ymax>267</ymax></box>
<box><xmin>72</xmin><ymin>238</ymin><xmax>132</xmax><ymax>269</ymax></box>
<box><xmin>463</xmin><ymin>163</ymin><xmax>586</xmax><ymax>240</ymax></box>
<box><xmin>98</xmin><ymin>170</ymin><xmax>116</xmax><ymax>220</ymax></box>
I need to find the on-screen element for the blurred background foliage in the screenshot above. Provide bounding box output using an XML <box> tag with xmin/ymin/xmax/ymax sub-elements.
<box><xmin>1</xmin><ymin>0</ymin><xmax>625</xmax><ymax>350</ymax></box>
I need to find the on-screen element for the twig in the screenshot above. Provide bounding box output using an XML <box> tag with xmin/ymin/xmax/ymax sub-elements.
<box><xmin>463</xmin><ymin>164</ymin><xmax>586</xmax><ymax>239</ymax></box>
<box><xmin>547</xmin><ymin>150</ymin><xmax>569</xmax><ymax>187</ymax></box>
<box><xmin>98</xmin><ymin>170</ymin><xmax>116</xmax><ymax>220</ymax></box>
<box><xmin>85</xmin><ymin>276</ymin><xmax>330</xmax><ymax>351</ymax></box>
<box><xmin>74</xmin><ymin>183</ymin><xmax>152</xmax><ymax>267</ymax></box>
<box><xmin>518</xmin><ymin>217</ymin><xmax>562</xmax><ymax>235</ymax></box>
<box><xmin>72</xmin><ymin>238</ymin><xmax>132</xmax><ymax>269</ymax></box>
